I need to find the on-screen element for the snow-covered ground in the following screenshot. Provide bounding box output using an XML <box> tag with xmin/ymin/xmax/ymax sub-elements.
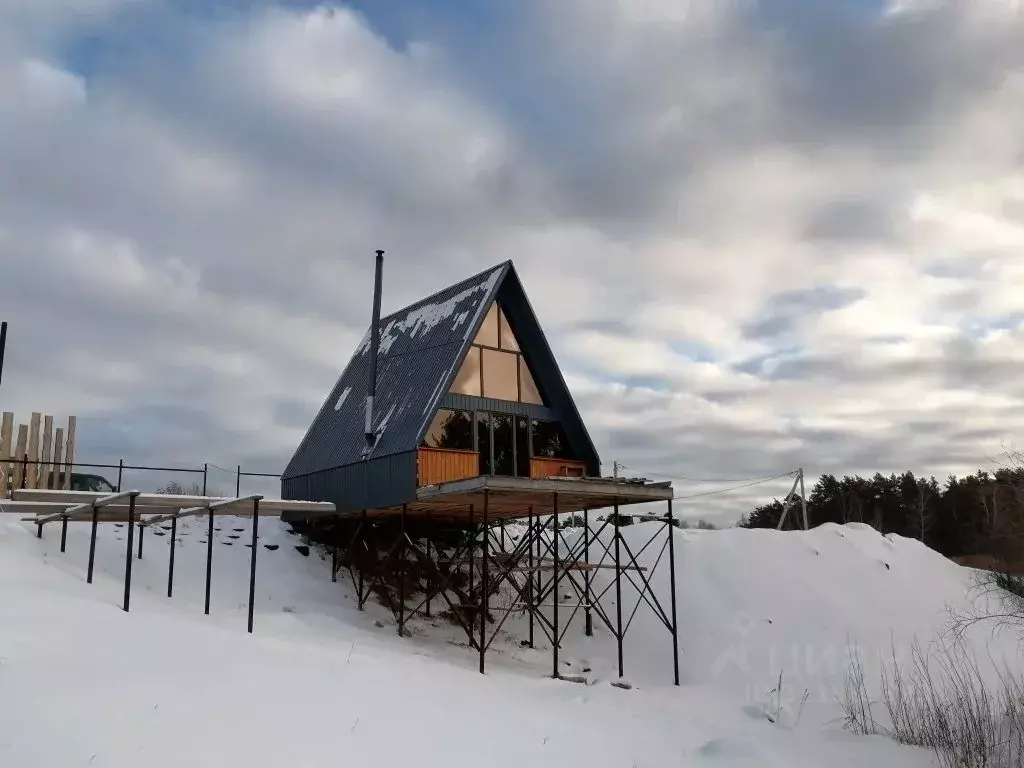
<box><xmin>1</xmin><ymin>512</ymin><xmax>1019</xmax><ymax>767</ymax></box>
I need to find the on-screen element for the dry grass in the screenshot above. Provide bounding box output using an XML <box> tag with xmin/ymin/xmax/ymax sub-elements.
<box><xmin>838</xmin><ymin>638</ymin><xmax>1024</xmax><ymax>768</ymax></box>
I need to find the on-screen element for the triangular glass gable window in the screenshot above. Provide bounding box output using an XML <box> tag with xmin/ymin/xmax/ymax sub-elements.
<box><xmin>450</xmin><ymin>301</ymin><xmax>543</xmax><ymax>404</ymax></box>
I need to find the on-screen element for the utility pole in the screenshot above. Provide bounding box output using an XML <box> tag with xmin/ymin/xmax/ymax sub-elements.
<box><xmin>613</xmin><ymin>460</ymin><xmax>618</xmax><ymax>478</ymax></box>
<box><xmin>776</xmin><ymin>469</ymin><xmax>810</xmax><ymax>531</ymax></box>
<box><xmin>799</xmin><ymin>467</ymin><xmax>808</xmax><ymax>531</ymax></box>
<box><xmin>0</xmin><ymin>321</ymin><xmax>7</xmax><ymax>394</ymax></box>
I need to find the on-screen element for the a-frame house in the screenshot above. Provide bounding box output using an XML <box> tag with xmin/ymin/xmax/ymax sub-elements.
<box><xmin>282</xmin><ymin>260</ymin><xmax>606</xmax><ymax>513</ymax></box>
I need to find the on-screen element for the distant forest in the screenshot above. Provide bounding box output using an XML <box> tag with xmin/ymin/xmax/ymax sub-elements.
<box><xmin>739</xmin><ymin>452</ymin><xmax>1024</xmax><ymax>563</ymax></box>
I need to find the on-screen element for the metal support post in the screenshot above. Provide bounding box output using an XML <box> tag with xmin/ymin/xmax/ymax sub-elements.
<box><xmin>552</xmin><ymin>492</ymin><xmax>560</xmax><ymax>679</ymax></box>
<box><xmin>424</xmin><ymin>533</ymin><xmax>432</xmax><ymax>618</ymax></box>
<box><xmin>204</xmin><ymin>507</ymin><xmax>214</xmax><ymax>615</ymax></box>
<box><xmin>247</xmin><ymin>498</ymin><xmax>259</xmax><ymax>633</ymax></box>
<box><xmin>614</xmin><ymin>498</ymin><xmax>624</xmax><ymax>679</ymax></box>
<box><xmin>21</xmin><ymin>454</ymin><xmax>27</xmax><ymax>489</ymax></box>
<box><xmin>398</xmin><ymin>504</ymin><xmax>407</xmax><ymax>638</ymax></box>
<box><xmin>202</xmin><ymin>463</ymin><xmax>208</xmax><ymax>496</ymax></box>
<box><xmin>236</xmin><ymin>465</ymin><xmax>241</xmax><ymax>497</ymax></box>
<box><xmin>137</xmin><ymin>522</ymin><xmax>144</xmax><ymax>560</ymax></box>
<box><xmin>36</xmin><ymin>522</ymin><xmax>42</xmax><ymax>538</ymax></box>
<box><xmin>535</xmin><ymin>509</ymin><xmax>542</xmax><ymax>634</ymax></box>
<box><xmin>357</xmin><ymin>509</ymin><xmax>366</xmax><ymax>609</ymax></box>
<box><xmin>168</xmin><ymin>517</ymin><xmax>177</xmax><ymax>597</ymax></box>
<box><xmin>116</xmin><ymin>459</ymin><xmax>123</xmax><ymax>492</ymax></box>
<box><xmin>468</xmin><ymin>504</ymin><xmax>475</xmax><ymax>594</ymax></box>
<box><xmin>87</xmin><ymin>505</ymin><xmax>98</xmax><ymax>583</ymax></box>
<box><xmin>480</xmin><ymin>490</ymin><xmax>489</xmax><ymax>674</ymax></box>
<box><xmin>527</xmin><ymin>506</ymin><xmax>535</xmax><ymax>648</ymax></box>
<box><xmin>123</xmin><ymin>493</ymin><xmax>136</xmax><ymax>612</ymax></box>
<box><xmin>331</xmin><ymin>535</ymin><xmax>338</xmax><ymax>583</ymax></box>
<box><xmin>583</xmin><ymin>507</ymin><xmax>593</xmax><ymax>637</ymax></box>
<box><xmin>60</xmin><ymin>515</ymin><xmax>68</xmax><ymax>551</ymax></box>
<box><xmin>667</xmin><ymin>499</ymin><xmax>680</xmax><ymax>686</ymax></box>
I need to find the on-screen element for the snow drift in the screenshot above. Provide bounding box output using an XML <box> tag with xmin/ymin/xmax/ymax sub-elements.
<box><xmin>1</xmin><ymin>512</ymin><xmax>1019</xmax><ymax>767</ymax></box>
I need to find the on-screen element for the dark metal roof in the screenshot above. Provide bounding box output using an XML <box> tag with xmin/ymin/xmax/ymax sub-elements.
<box><xmin>283</xmin><ymin>261</ymin><xmax>508</xmax><ymax>479</ymax></box>
<box><xmin>283</xmin><ymin>259</ymin><xmax>602</xmax><ymax>482</ymax></box>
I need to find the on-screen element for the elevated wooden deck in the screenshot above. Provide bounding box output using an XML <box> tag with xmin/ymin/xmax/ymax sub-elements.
<box><xmin>356</xmin><ymin>474</ymin><xmax>673</xmax><ymax>522</ymax></box>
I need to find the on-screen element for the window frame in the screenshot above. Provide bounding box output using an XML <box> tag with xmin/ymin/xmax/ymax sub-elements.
<box><xmin>481</xmin><ymin>347</ymin><xmax>520</xmax><ymax>402</ymax></box>
<box><xmin>469</xmin><ymin>409</ymin><xmax>572</xmax><ymax>476</ymax></box>
<box><xmin>453</xmin><ymin>302</ymin><xmax>542</xmax><ymax>404</ymax></box>
<box><xmin>420</xmin><ymin>408</ymin><xmax>475</xmax><ymax>452</ymax></box>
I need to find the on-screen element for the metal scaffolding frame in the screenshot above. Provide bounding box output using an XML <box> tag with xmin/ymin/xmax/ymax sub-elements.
<box><xmin>4</xmin><ymin>489</ymin><xmax>334</xmax><ymax>633</ymax></box>
<box><xmin>6</xmin><ymin>485</ymin><xmax>679</xmax><ymax>684</ymax></box>
<box><xmin>323</xmin><ymin>491</ymin><xmax>680</xmax><ymax>684</ymax></box>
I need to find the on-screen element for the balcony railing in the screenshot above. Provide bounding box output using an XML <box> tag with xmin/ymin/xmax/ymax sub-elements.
<box><xmin>417</xmin><ymin>448</ymin><xmax>589</xmax><ymax>487</ymax></box>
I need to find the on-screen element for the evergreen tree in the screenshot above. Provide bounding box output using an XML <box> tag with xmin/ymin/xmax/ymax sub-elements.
<box><xmin>738</xmin><ymin>453</ymin><xmax>1024</xmax><ymax>563</ymax></box>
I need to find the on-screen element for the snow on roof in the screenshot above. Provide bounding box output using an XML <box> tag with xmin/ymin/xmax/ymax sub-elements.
<box><xmin>333</xmin><ymin>386</ymin><xmax>352</xmax><ymax>411</ymax></box>
<box><xmin>356</xmin><ymin>265</ymin><xmax>503</xmax><ymax>358</ymax></box>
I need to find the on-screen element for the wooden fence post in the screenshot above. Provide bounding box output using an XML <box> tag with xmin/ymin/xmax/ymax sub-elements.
<box><xmin>13</xmin><ymin>424</ymin><xmax>27</xmax><ymax>489</ymax></box>
<box><xmin>52</xmin><ymin>428</ymin><xmax>64</xmax><ymax>492</ymax></box>
<box><xmin>39</xmin><ymin>415</ymin><xmax>53</xmax><ymax>490</ymax></box>
<box><xmin>27</xmin><ymin>412</ymin><xmax>41</xmax><ymax>489</ymax></box>
<box><xmin>63</xmin><ymin>416</ymin><xmax>76</xmax><ymax>490</ymax></box>
<box><xmin>0</xmin><ymin>412</ymin><xmax>12</xmax><ymax>497</ymax></box>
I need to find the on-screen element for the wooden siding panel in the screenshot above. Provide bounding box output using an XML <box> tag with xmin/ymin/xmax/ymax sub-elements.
<box><xmin>530</xmin><ymin>457</ymin><xmax>588</xmax><ymax>479</ymax></box>
<box><xmin>418</xmin><ymin>448</ymin><xmax>478</xmax><ymax>487</ymax></box>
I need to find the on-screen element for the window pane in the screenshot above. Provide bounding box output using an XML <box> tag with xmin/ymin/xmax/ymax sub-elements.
<box><xmin>422</xmin><ymin>409</ymin><xmax>473</xmax><ymax>451</ymax></box>
<box><xmin>450</xmin><ymin>346</ymin><xmax>481</xmax><ymax>396</ymax></box>
<box><xmin>492</xmin><ymin>415</ymin><xmax>514</xmax><ymax>476</ymax></box>
<box><xmin>474</xmin><ymin>303</ymin><xmax>499</xmax><ymax>347</ymax></box>
<box><xmin>532</xmin><ymin>420</ymin><xmax>570</xmax><ymax>459</ymax></box>
<box><xmin>519</xmin><ymin>358</ymin><xmax>543</xmax><ymax>404</ymax></box>
<box><xmin>515</xmin><ymin>417</ymin><xmax>530</xmax><ymax>477</ymax></box>
<box><xmin>477</xmin><ymin>413</ymin><xmax>492</xmax><ymax>475</ymax></box>
<box><xmin>498</xmin><ymin>306</ymin><xmax>520</xmax><ymax>351</ymax></box>
<box><xmin>482</xmin><ymin>348</ymin><xmax>519</xmax><ymax>401</ymax></box>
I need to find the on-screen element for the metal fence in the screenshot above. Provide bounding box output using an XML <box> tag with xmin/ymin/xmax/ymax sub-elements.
<box><xmin>2</xmin><ymin>456</ymin><xmax>281</xmax><ymax>499</ymax></box>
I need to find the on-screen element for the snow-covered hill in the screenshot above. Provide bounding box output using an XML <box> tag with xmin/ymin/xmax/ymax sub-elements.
<box><xmin>1</xmin><ymin>513</ymin><xmax>1018</xmax><ymax>767</ymax></box>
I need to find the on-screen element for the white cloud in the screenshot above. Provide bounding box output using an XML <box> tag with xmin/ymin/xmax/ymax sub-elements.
<box><xmin>0</xmin><ymin>1</ymin><xmax>1021</xmax><ymax>520</ymax></box>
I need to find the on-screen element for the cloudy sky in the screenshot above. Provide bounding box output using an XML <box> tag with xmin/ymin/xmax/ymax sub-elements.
<box><xmin>1</xmin><ymin>0</ymin><xmax>1022</xmax><ymax>520</ymax></box>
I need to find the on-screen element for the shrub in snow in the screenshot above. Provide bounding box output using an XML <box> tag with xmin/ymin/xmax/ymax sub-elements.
<box><xmin>839</xmin><ymin>638</ymin><xmax>1024</xmax><ymax>768</ymax></box>
<box><xmin>759</xmin><ymin>670</ymin><xmax>809</xmax><ymax>729</ymax></box>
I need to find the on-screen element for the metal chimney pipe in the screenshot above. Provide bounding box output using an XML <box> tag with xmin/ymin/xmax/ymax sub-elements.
<box><xmin>365</xmin><ymin>250</ymin><xmax>384</xmax><ymax>450</ymax></box>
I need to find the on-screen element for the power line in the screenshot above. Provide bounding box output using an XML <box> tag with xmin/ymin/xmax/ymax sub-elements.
<box><xmin>672</xmin><ymin>473</ymin><xmax>795</xmax><ymax>500</ymax></box>
<box><xmin>617</xmin><ymin>463</ymin><xmax>795</xmax><ymax>485</ymax></box>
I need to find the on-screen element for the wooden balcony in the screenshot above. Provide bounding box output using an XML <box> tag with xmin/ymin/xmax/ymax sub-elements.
<box><xmin>418</xmin><ymin>448</ymin><xmax>589</xmax><ymax>487</ymax></box>
<box><xmin>529</xmin><ymin>457</ymin><xmax>588</xmax><ymax>479</ymax></box>
<box><xmin>418</xmin><ymin>447</ymin><xmax>479</xmax><ymax>487</ymax></box>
